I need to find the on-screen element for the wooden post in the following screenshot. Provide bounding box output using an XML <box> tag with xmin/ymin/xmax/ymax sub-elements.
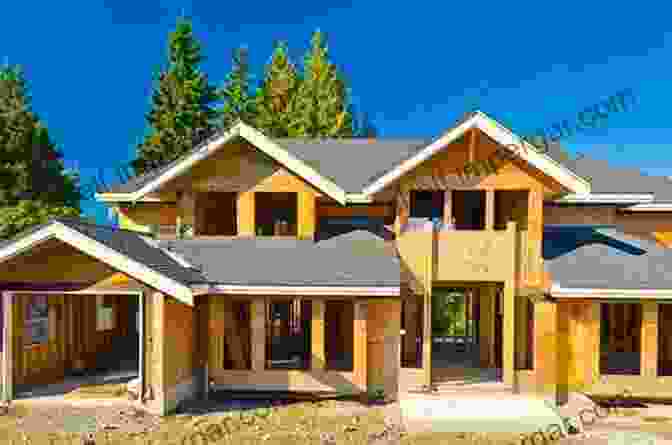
<box><xmin>469</xmin><ymin>129</ymin><xmax>477</xmax><ymax>163</ymax></box>
<box><xmin>2</xmin><ymin>292</ymin><xmax>13</xmax><ymax>402</ymax></box>
<box><xmin>534</xmin><ymin>300</ymin><xmax>558</xmax><ymax>404</ymax></box>
<box><xmin>515</xmin><ymin>296</ymin><xmax>529</xmax><ymax>370</ymax></box>
<box><xmin>527</xmin><ymin>187</ymin><xmax>543</xmax><ymax>286</ymax></box>
<box><xmin>353</xmin><ymin>301</ymin><xmax>368</xmax><ymax>393</ymax></box>
<box><xmin>403</xmin><ymin>297</ymin><xmax>420</xmax><ymax>365</ymax></box>
<box><xmin>152</xmin><ymin>292</ymin><xmax>165</xmax><ymax>414</ymax></box>
<box><xmin>443</xmin><ymin>190</ymin><xmax>452</xmax><ymax>225</ymax></box>
<box><xmin>479</xmin><ymin>286</ymin><xmax>495</xmax><ymax>368</ymax></box>
<box><xmin>178</xmin><ymin>191</ymin><xmax>197</xmax><ymax>235</ymax></box>
<box><xmin>250</xmin><ymin>298</ymin><xmax>265</xmax><ymax>371</ymax></box>
<box><xmin>422</xmin><ymin>261</ymin><xmax>432</xmax><ymax>388</ymax></box>
<box><xmin>298</xmin><ymin>191</ymin><xmax>316</xmax><ymax>240</ymax></box>
<box><xmin>502</xmin><ymin>281</ymin><xmax>515</xmax><ymax>386</ymax></box>
<box><xmin>641</xmin><ymin>301</ymin><xmax>658</xmax><ymax>378</ymax></box>
<box><xmin>237</xmin><ymin>191</ymin><xmax>255</xmax><ymax>237</ymax></box>
<box><xmin>396</xmin><ymin>189</ymin><xmax>410</xmax><ymax>236</ymax></box>
<box><xmin>485</xmin><ymin>189</ymin><xmax>495</xmax><ymax>230</ymax></box>
<box><xmin>311</xmin><ymin>300</ymin><xmax>325</xmax><ymax>370</ymax></box>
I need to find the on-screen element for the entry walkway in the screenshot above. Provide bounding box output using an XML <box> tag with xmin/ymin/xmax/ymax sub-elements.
<box><xmin>398</xmin><ymin>385</ymin><xmax>566</xmax><ymax>434</ymax></box>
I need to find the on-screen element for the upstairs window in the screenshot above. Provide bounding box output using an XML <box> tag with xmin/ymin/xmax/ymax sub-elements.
<box><xmin>255</xmin><ymin>192</ymin><xmax>298</xmax><ymax>236</ymax></box>
<box><xmin>197</xmin><ymin>192</ymin><xmax>237</xmax><ymax>236</ymax></box>
<box><xmin>452</xmin><ymin>190</ymin><xmax>485</xmax><ymax>230</ymax></box>
<box><xmin>409</xmin><ymin>190</ymin><xmax>444</xmax><ymax>221</ymax></box>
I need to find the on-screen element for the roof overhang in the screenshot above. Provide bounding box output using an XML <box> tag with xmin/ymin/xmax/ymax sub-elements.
<box><xmin>96</xmin><ymin>122</ymin><xmax>348</xmax><ymax>205</ymax></box>
<box><xmin>362</xmin><ymin>111</ymin><xmax>592</xmax><ymax>196</ymax></box>
<box><xmin>553</xmin><ymin>194</ymin><xmax>655</xmax><ymax>204</ymax></box>
<box><xmin>620</xmin><ymin>203</ymin><xmax>672</xmax><ymax>212</ymax></box>
<box><xmin>191</xmin><ymin>284</ymin><xmax>400</xmax><ymax>297</ymax></box>
<box><xmin>0</xmin><ymin>221</ymin><xmax>193</xmax><ymax>305</ymax></box>
<box><xmin>551</xmin><ymin>284</ymin><xmax>672</xmax><ymax>299</ymax></box>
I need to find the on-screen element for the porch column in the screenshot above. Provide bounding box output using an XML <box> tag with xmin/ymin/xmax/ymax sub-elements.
<box><xmin>353</xmin><ymin>301</ymin><xmax>368</xmax><ymax>393</ymax></box>
<box><xmin>311</xmin><ymin>300</ymin><xmax>325</xmax><ymax>370</ymax></box>
<box><xmin>515</xmin><ymin>295</ymin><xmax>529</xmax><ymax>369</ymax></box>
<box><xmin>250</xmin><ymin>298</ymin><xmax>265</xmax><ymax>371</ymax></box>
<box><xmin>502</xmin><ymin>281</ymin><xmax>515</xmax><ymax>386</ymax></box>
<box><xmin>479</xmin><ymin>286</ymin><xmax>496</xmax><ymax>368</ymax></box>
<box><xmin>485</xmin><ymin>189</ymin><xmax>495</xmax><ymax>230</ymax></box>
<box><xmin>403</xmin><ymin>294</ymin><xmax>420</xmax><ymax>365</ymax></box>
<box><xmin>150</xmin><ymin>292</ymin><xmax>166</xmax><ymax>414</ymax></box>
<box><xmin>2</xmin><ymin>292</ymin><xmax>13</xmax><ymax>402</ymax></box>
<box><xmin>534</xmin><ymin>299</ymin><xmax>558</xmax><ymax>404</ymax></box>
<box><xmin>237</xmin><ymin>191</ymin><xmax>255</xmax><ymax>237</ymax></box>
<box><xmin>423</xmin><ymin>284</ymin><xmax>432</xmax><ymax>387</ymax></box>
<box><xmin>641</xmin><ymin>301</ymin><xmax>658</xmax><ymax>378</ymax></box>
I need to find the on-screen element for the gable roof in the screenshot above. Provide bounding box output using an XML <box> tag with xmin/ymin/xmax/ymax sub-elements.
<box><xmin>544</xmin><ymin>225</ymin><xmax>672</xmax><ymax>292</ymax></box>
<box><xmin>98</xmin><ymin>122</ymin><xmax>351</xmax><ymax>204</ymax></box>
<box><xmin>99</xmin><ymin>111</ymin><xmax>672</xmax><ymax>208</ymax></box>
<box><xmin>362</xmin><ymin>111</ymin><xmax>592</xmax><ymax>196</ymax></box>
<box><xmin>0</xmin><ymin>218</ymin><xmax>201</xmax><ymax>304</ymax></box>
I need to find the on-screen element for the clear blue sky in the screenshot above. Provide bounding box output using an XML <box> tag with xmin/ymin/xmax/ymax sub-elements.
<box><xmin>2</xmin><ymin>1</ymin><xmax>670</xmax><ymax>223</ymax></box>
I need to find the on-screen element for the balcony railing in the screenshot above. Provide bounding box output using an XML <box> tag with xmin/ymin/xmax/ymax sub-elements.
<box><xmin>396</xmin><ymin>220</ymin><xmax>518</xmax><ymax>289</ymax></box>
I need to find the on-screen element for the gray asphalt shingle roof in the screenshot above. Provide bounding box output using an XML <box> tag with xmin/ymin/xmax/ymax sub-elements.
<box><xmin>0</xmin><ymin>218</ymin><xmax>206</xmax><ymax>285</ymax></box>
<box><xmin>544</xmin><ymin>225</ymin><xmax>672</xmax><ymax>290</ymax></box>
<box><xmin>159</xmin><ymin>230</ymin><xmax>401</xmax><ymax>287</ymax></box>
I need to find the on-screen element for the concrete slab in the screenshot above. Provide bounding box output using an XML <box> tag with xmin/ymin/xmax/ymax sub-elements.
<box><xmin>399</xmin><ymin>392</ymin><xmax>567</xmax><ymax>433</ymax></box>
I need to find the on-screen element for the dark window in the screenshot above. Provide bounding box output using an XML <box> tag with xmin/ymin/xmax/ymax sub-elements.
<box><xmin>255</xmin><ymin>192</ymin><xmax>298</xmax><ymax>236</ymax></box>
<box><xmin>410</xmin><ymin>190</ymin><xmax>444</xmax><ymax>220</ymax></box>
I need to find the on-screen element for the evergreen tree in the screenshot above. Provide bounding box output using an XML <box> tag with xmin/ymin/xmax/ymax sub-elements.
<box><xmin>253</xmin><ymin>41</ymin><xmax>301</xmax><ymax>137</ymax></box>
<box><xmin>132</xmin><ymin>18</ymin><xmax>218</xmax><ymax>175</ymax></box>
<box><xmin>218</xmin><ymin>47</ymin><xmax>256</xmax><ymax>129</ymax></box>
<box><xmin>290</xmin><ymin>30</ymin><xmax>354</xmax><ymax>137</ymax></box>
<box><xmin>0</xmin><ymin>65</ymin><xmax>81</xmax><ymax>239</ymax></box>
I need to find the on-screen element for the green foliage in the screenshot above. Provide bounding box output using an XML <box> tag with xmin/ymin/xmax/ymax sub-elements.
<box><xmin>432</xmin><ymin>290</ymin><xmax>467</xmax><ymax>336</ymax></box>
<box><xmin>0</xmin><ymin>64</ymin><xmax>81</xmax><ymax>239</ymax></box>
<box><xmin>133</xmin><ymin>17</ymin><xmax>218</xmax><ymax>175</ymax></box>
<box><xmin>289</xmin><ymin>30</ymin><xmax>354</xmax><ymax>137</ymax></box>
<box><xmin>218</xmin><ymin>47</ymin><xmax>256</xmax><ymax>129</ymax></box>
<box><xmin>253</xmin><ymin>41</ymin><xmax>301</xmax><ymax>137</ymax></box>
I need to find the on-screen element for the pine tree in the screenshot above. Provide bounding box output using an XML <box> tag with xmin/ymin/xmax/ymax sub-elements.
<box><xmin>253</xmin><ymin>41</ymin><xmax>301</xmax><ymax>137</ymax></box>
<box><xmin>132</xmin><ymin>18</ymin><xmax>218</xmax><ymax>175</ymax></box>
<box><xmin>290</xmin><ymin>30</ymin><xmax>354</xmax><ymax>137</ymax></box>
<box><xmin>218</xmin><ymin>47</ymin><xmax>256</xmax><ymax>129</ymax></box>
<box><xmin>0</xmin><ymin>65</ymin><xmax>81</xmax><ymax>239</ymax></box>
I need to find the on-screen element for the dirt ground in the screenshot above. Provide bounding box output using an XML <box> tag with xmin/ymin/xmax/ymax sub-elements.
<box><xmin>4</xmin><ymin>393</ymin><xmax>672</xmax><ymax>444</ymax></box>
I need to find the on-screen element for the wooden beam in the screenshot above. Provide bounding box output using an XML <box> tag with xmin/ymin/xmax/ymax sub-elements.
<box><xmin>469</xmin><ymin>129</ymin><xmax>477</xmax><ymax>163</ymax></box>
<box><xmin>2</xmin><ymin>292</ymin><xmax>13</xmax><ymax>402</ymax></box>
<box><xmin>311</xmin><ymin>300</ymin><xmax>325</xmax><ymax>370</ymax></box>
<box><xmin>485</xmin><ymin>189</ymin><xmax>495</xmax><ymax>230</ymax></box>
<box><xmin>641</xmin><ymin>301</ymin><xmax>658</xmax><ymax>377</ymax></box>
<box><xmin>534</xmin><ymin>300</ymin><xmax>558</xmax><ymax>403</ymax></box>
<box><xmin>502</xmin><ymin>281</ymin><xmax>515</xmax><ymax>386</ymax></box>
<box><xmin>353</xmin><ymin>301</ymin><xmax>368</xmax><ymax>393</ymax></box>
<box><xmin>250</xmin><ymin>298</ymin><xmax>265</xmax><ymax>371</ymax></box>
<box><xmin>298</xmin><ymin>191</ymin><xmax>316</xmax><ymax>240</ymax></box>
<box><xmin>479</xmin><ymin>286</ymin><xmax>495</xmax><ymax>368</ymax></box>
<box><xmin>422</xmin><ymin>255</ymin><xmax>432</xmax><ymax>387</ymax></box>
<box><xmin>237</xmin><ymin>191</ymin><xmax>255</xmax><ymax>237</ymax></box>
<box><xmin>443</xmin><ymin>190</ymin><xmax>452</xmax><ymax>225</ymax></box>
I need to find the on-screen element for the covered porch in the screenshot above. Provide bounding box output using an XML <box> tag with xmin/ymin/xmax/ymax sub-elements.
<box><xmin>195</xmin><ymin>288</ymin><xmax>403</xmax><ymax>401</ymax></box>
